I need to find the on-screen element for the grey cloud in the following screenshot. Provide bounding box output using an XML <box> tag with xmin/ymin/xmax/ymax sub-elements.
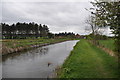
<box><xmin>3</xmin><ymin>0</ymin><xmax>95</xmax><ymax>2</ymax></box>
<box><xmin>2</xmin><ymin>2</ymin><xmax>94</xmax><ymax>34</ymax></box>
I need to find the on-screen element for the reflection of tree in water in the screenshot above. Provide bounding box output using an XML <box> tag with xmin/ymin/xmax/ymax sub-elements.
<box><xmin>29</xmin><ymin>47</ymin><xmax>49</xmax><ymax>56</ymax></box>
<box><xmin>40</xmin><ymin>47</ymin><xmax>49</xmax><ymax>55</ymax></box>
<box><xmin>2</xmin><ymin>47</ymin><xmax>49</xmax><ymax>62</ymax></box>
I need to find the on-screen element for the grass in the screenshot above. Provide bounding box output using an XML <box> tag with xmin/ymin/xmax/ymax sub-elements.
<box><xmin>2</xmin><ymin>38</ymin><xmax>70</xmax><ymax>48</ymax></box>
<box><xmin>58</xmin><ymin>39</ymin><xmax>118</xmax><ymax>78</ymax></box>
<box><xmin>2</xmin><ymin>38</ymin><xmax>73</xmax><ymax>55</ymax></box>
<box><xmin>99</xmin><ymin>39</ymin><xmax>115</xmax><ymax>51</ymax></box>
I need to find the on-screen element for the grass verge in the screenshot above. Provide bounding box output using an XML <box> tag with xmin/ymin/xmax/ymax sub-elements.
<box><xmin>99</xmin><ymin>39</ymin><xmax>115</xmax><ymax>51</ymax></box>
<box><xmin>58</xmin><ymin>39</ymin><xmax>118</xmax><ymax>78</ymax></box>
<box><xmin>2</xmin><ymin>38</ymin><xmax>72</xmax><ymax>55</ymax></box>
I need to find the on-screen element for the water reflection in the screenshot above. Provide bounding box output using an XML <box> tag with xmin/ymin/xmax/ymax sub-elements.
<box><xmin>2</xmin><ymin>47</ymin><xmax>49</xmax><ymax>62</ymax></box>
<box><xmin>2</xmin><ymin>40</ymin><xmax>79</xmax><ymax>78</ymax></box>
<box><xmin>0</xmin><ymin>59</ymin><xmax>2</xmax><ymax>79</ymax></box>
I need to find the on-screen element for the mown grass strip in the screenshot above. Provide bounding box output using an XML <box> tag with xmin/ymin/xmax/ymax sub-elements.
<box><xmin>58</xmin><ymin>39</ymin><xmax>118</xmax><ymax>78</ymax></box>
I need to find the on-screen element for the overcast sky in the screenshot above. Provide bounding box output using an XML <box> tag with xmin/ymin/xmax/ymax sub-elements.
<box><xmin>1</xmin><ymin>0</ymin><xmax>112</xmax><ymax>35</ymax></box>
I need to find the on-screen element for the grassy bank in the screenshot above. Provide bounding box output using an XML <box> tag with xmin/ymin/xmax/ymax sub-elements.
<box><xmin>2</xmin><ymin>38</ymin><xmax>71</xmax><ymax>55</ymax></box>
<box><xmin>58</xmin><ymin>40</ymin><xmax>118</xmax><ymax>78</ymax></box>
<box><xmin>99</xmin><ymin>39</ymin><xmax>115</xmax><ymax>51</ymax></box>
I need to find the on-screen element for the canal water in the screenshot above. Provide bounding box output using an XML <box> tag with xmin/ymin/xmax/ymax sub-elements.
<box><xmin>2</xmin><ymin>40</ymin><xmax>79</xmax><ymax>78</ymax></box>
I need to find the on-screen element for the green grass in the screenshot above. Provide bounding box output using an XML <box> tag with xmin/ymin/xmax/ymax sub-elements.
<box><xmin>58</xmin><ymin>40</ymin><xmax>118</xmax><ymax>78</ymax></box>
<box><xmin>2</xmin><ymin>38</ymin><xmax>70</xmax><ymax>48</ymax></box>
<box><xmin>2</xmin><ymin>38</ymin><xmax>72</xmax><ymax>55</ymax></box>
<box><xmin>99</xmin><ymin>39</ymin><xmax>115</xmax><ymax>51</ymax></box>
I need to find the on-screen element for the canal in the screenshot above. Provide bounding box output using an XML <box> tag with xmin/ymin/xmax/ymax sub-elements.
<box><xmin>2</xmin><ymin>40</ymin><xmax>79</xmax><ymax>78</ymax></box>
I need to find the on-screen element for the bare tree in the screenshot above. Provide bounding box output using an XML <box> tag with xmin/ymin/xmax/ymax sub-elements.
<box><xmin>85</xmin><ymin>15</ymin><xmax>99</xmax><ymax>36</ymax></box>
<box><xmin>85</xmin><ymin>15</ymin><xmax>107</xmax><ymax>43</ymax></box>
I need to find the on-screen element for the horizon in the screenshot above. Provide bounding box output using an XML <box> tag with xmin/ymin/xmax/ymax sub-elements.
<box><xmin>1</xmin><ymin>0</ymin><xmax>113</xmax><ymax>36</ymax></box>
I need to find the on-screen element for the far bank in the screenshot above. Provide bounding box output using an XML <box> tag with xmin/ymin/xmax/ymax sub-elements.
<box><xmin>2</xmin><ymin>38</ymin><xmax>75</xmax><ymax>56</ymax></box>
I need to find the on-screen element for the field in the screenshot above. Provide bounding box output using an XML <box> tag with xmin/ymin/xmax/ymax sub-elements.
<box><xmin>99</xmin><ymin>39</ymin><xmax>115</xmax><ymax>51</ymax></box>
<box><xmin>2</xmin><ymin>38</ymin><xmax>70</xmax><ymax>48</ymax></box>
<box><xmin>58</xmin><ymin>40</ymin><xmax>118</xmax><ymax>78</ymax></box>
<box><xmin>1</xmin><ymin>38</ymin><xmax>71</xmax><ymax>55</ymax></box>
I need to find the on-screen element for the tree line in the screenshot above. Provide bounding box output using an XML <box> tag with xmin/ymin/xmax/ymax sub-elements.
<box><xmin>88</xmin><ymin>0</ymin><xmax>120</xmax><ymax>55</ymax></box>
<box><xmin>55</xmin><ymin>32</ymin><xmax>75</xmax><ymax>38</ymax></box>
<box><xmin>2</xmin><ymin>22</ymin><xmax>49</xmax><ymax>39</ymax></box>
<box><xmin>1</xmin><ymin>22</ymin><xmax>76</xmax><ymax>39</ymax></box>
